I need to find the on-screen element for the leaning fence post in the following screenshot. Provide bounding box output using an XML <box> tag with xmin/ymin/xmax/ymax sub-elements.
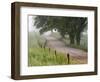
<box><xmin>67</xmin><ymin>53</ymin><xmax>70</xmax><ymax>64</ymax></box>
<box><xmin>54</xmin><ymin>50</ymin><xmax>57</xmax><ymax>60</ymax></box>
<box><xmin>55</xmin><ymin>50</ymin><xmax>56</xmax><ymax>56</ymax></box>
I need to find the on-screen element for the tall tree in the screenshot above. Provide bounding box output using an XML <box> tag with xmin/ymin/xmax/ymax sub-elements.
<box><xmin>75</xmin><ymin>18</ymin><xmax>87</xmax><ymax>45</ymax></box>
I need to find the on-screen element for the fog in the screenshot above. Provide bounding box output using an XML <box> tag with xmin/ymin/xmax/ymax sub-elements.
<box><xmin>28</xmin><ymin>15</ymin><xmax>54</xmax><ymax>36</ymax></box>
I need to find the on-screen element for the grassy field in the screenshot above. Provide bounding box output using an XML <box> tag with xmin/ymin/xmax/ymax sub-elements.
<box><xmin>28</xmin><ymin>31</ymin><xmax>87</xmax><ymax>66</ymax></box>
<box><xmin>28</xmin><ymin>47</ymin><xmax>69</xmax><ymax>66</ymax></box>
<box><xmin>28</xmin><ymin>47</ymin><xmax>83</xmax><ymax>66</ymax></box>
<box><xmin>28</xmin><ymin>31</ymin><xmax>70</xmax><ymax>66</ymax></box>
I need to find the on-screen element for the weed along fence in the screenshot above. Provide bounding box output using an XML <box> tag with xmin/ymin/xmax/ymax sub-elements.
<box><xmin>28</xmin><ymin>37</ymin><xmax>71</xmax><ymax>66</ymax></box>
<box><xmin>47</xmin><ymin>47</ymin><xmax>70</xmax><ymax>64</ymax></box>
<box><xmin>37</xmin><ymin>39</ymin><xmax>70</xmax><ymax>65</ymax></box>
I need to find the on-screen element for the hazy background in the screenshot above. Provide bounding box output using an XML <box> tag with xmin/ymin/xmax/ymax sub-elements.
<box><xmin>29</xmin><ymin>15</ymin><xmax>52</xmax><ymax>35</ymax></box>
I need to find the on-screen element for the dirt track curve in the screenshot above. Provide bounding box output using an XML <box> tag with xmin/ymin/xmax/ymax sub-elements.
<box><xmin>45</xmin><ymin>35</ymin><xmax>87</xmax><ymax>64</ymax></box>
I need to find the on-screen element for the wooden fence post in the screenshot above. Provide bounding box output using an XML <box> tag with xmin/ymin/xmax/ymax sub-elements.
<box><xmin>54</xmin><ymin>50</ymin><xmax>57</xmax><ymax>60</ymax></box>
<box><xmin>67</xmin><ymin>53</ymin><xmax>70</xmax><ymax>64</ymax></box>
<box><xmin>55</xmin><ymin>50</ymin><xmax>56</xmax><ymax>56</ymax></box>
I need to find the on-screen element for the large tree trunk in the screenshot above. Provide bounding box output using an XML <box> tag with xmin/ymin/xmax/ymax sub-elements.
<box><xmin>60</xmin><ymin>32</ymin><xmax>65</xmax><ymax>39</ymax></box>
<box><xmin>69</xmin><ymin>34</ymin><xmax>75</xmax><ymax>44</ymax></box>
<box><xmin>76</xmin><ymin>33</ymin><xmax>81</xmax><ymax>45</ymax></box>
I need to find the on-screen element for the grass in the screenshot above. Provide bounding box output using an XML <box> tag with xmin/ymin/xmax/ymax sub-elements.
<box><xmin>28</xmin><ymin>31</ymin><xmax>69</xmax><ymax>66</ymax></box>
<box><xmin>28</xmin><ymin>31</ymin><xmax>87</xmax><ymax>66</ymax></box>
<box><xmin>28</xmin><ymin>47</ymin><xmax>86</xmax><ymax>66</ymax></box>
<box><xmin>28</xmin><ymin>47</ymin><xmax>68</xmax><ymax>66</ymax></box>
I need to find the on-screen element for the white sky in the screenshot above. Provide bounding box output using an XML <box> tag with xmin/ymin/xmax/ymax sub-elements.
<box><xmin>28</xmin><ymin>15</ymin><xmax>40</xmax><ymax>32</ymax></box>
<box><xmin>28</xmin><ymin>15</ymin><xmax>51</xmax><ymax>35</ymax></box>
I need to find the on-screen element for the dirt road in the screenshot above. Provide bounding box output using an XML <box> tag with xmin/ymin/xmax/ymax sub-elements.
<box><xmin>45</xmin><ymin>35</ymin><xmax>87</xmax><ymax>64</ymax></box>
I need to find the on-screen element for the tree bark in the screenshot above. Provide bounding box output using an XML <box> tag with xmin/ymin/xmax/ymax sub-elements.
<box><xmin>69</xmin><ymin>34</ymin><xmax>75</xmax><ymax>44</ymax></box>
<box><xmin>76</xmin><ymin>33</ymin><xmax>81</xmax><ymax>45</ymax></box>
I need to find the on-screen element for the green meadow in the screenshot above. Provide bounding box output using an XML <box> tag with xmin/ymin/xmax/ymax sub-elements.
<box><xmin>28</xmin><ymin>32</ymin><xmax>69</xmax><ymax>66</ymax></box>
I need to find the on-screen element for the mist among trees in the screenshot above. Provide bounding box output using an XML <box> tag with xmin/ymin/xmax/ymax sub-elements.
<box><xmin>34</xmin><ymin>16</ymin><xmax>87</xmax><ymax>45</ymax></box>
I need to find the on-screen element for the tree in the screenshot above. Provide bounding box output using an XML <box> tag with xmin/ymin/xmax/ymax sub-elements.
<box><xmin>75</xmin><ymin>18</ymin><xmax>87</xmax><ymax>45</ymax></box>
<box><xmin>34</xmin><ymin>16</ymin><xmax>87</xmax><ymax>45</ymax></box>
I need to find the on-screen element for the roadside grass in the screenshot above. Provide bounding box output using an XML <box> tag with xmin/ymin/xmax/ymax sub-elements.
<box><xmin>28</xmin><ymin>31</ymin><xmax>87</xmax><ymax>66</ymax></box>
<box><xmin>28</xmin><ymin>47</ymin><xmax>68</xmax><ymax>66</ymax></box>
<box><xmin>28</xmin><ymin>47</ymin><xmax>86</xmax><ymax>66</ymax></box>
<box><xmin>28</xmin><ymin>32</ymin><xmax>69</xmax><ymax>66</ymax></box>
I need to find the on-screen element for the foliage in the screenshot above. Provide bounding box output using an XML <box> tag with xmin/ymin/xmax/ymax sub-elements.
<box><xmin>34</xmin><ymin>16</ymin><xmax>87</xmax><ymax>45</ymax></box>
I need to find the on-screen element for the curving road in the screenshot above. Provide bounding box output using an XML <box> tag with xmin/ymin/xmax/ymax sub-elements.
<box><xmin>45</xmin><ymin>35</ymin><xmax>87</xmax><ymax>64</ymax></box>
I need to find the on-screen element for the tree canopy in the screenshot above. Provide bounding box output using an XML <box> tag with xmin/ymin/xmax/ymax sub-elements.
<box><xmin>34</xmin><ymin>15</ymin><xmax>87</xmax><ymax>45</ymax></box>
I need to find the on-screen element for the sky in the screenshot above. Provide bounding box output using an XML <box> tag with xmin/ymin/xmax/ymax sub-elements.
<box><xmin>28</xmin><ymin>15</ymin><xmax>51</xmax><ymax>35</ymax></box>
<box><xmin>28</xmin><ymin>15</ymin><xmax>40</xmax><ymax>32</ymax></box>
